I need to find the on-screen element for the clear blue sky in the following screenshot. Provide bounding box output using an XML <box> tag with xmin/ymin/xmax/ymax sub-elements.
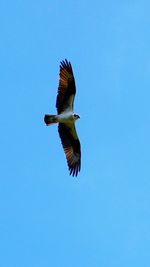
<box><xmin>1</xmin><ymin>1</ymin><xmax>150</xmax><ymax>266</ymax></box>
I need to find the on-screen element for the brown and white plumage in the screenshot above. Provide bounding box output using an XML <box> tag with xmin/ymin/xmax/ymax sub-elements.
<box><xmin>56</xmin><ymin>59</ymin><xmax>76</xmax><ymax>114</ymax></box>
<box><xmin>44</xmin><ymin>59</ymin><xmax>81</xmax><ymax>177</ymax></box>
<box><xmin>58</xmin><ymin>123</ymin><xmax>81</xmax><ymax>177</ymax></box>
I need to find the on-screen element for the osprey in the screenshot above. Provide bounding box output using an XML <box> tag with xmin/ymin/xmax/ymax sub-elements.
<box><xmin>44</xmin><ymin>59</ymin><xmax>81</xmax><ymax>177</ymax></box>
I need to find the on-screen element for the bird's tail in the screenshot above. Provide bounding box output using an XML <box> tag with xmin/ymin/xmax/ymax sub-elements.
<box><xmin>44</xmin><ymin>114</ymin><xmax>58</xmax><ymax>126</ymax></box>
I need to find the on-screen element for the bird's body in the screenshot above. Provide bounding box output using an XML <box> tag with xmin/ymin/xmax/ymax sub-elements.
<box><xmin>44</xmin><ymin>59</ymin><xmax>81</xmax><ymax>177</ymax></box>
<box><xmin>45</xmin><ymin>112</ymin><xmax>79</xmax><ymax>124</ymax></box>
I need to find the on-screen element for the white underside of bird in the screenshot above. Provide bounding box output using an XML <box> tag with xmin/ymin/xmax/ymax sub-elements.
<box><xmin>57</xmin><ymin>111</ymin><xmax>76</xmax><ymax>123</ymax></box>
<box><xmin>45</xmin><ymin>111</ymin><xmax>79</xmax><ymax>125</ymax></box>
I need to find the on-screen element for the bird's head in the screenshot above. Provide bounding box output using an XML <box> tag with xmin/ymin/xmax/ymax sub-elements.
<box><xmin>74</xmin><ymin>114</ymin><xmax>80</xmax><ymax>120</ymax></box>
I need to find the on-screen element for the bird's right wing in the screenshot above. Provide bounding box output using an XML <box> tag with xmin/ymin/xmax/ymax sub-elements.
<box><xmin>56</xmin><ymin>59</ymin><xmax>76</xmax><ymax>114</ymax></box>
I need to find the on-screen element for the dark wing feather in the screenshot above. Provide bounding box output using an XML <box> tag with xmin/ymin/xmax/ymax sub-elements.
<box><xmin>56</xmin><ymin>59</ymin><xmax>76</xmax><ymax>114</ymax></box>
<box><xmin>58</xmin><ymin>123</ymin><xmax>81</xmax><ymax>177</ymax></box>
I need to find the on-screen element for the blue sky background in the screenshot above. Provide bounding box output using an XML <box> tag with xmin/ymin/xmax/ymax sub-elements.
<box><xmin>1</xmin><ymin>0</ymin><xmax>150</xmax><ymax>266</ymax></box>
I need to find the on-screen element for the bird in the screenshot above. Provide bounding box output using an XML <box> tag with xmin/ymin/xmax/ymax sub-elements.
<box><xmin>44</xmin><ymin>59</ymin><xmax>81</xmax><ymax>177</ymax></box>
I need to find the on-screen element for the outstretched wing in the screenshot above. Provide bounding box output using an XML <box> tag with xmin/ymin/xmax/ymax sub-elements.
<box><xmin>56</xmin><ymin>59</ymin><xmax>76</xmax><ymax>114</ymax></box>
<box><xmin>58</xmin><ymin>123</ymin><xmax>81</xmax><ymax>177</ymax></box>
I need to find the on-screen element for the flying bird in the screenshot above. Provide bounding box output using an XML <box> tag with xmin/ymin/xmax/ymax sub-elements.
<box><xmin>44</xmin><ymin>59</ymin><xmax>81</xmax><ymax>177</ymax></box>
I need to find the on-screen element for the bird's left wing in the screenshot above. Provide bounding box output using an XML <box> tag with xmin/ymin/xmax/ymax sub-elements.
<box><xmin>58</xmin><ymin>123</ymin><xmax>81</xmax><ymax>177</ymax></box>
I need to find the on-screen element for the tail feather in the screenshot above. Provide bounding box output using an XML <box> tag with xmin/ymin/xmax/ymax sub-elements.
<box><xmin>44</xmin><ymin>114</ymin><xmax>58</xmax><ymax>126</ymax></box>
